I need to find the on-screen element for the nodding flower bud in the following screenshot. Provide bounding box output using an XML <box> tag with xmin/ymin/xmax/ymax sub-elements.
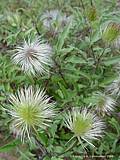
<box><xmin>102</xmin><ymin>22</ymin><xmax>120</xmax><ymax>43</ymax></box>
<box><xmin>86</xmin><ymin>6</ymin><xmax>97</xmax><ymax>22</ymax></box>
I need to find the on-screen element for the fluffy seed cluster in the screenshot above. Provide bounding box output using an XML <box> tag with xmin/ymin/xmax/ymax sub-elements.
<box><xmin>12</xmin><ymin>38</ymin><xmax>52</xmax><ymax>75</ymax></box>
<box><xmin>41</xmin><ymin>10</ymin><xmax>72</xmax><ymax>33</ymax></box>
<box><xmin>106</xmin><ymin>77</ymin><xmax>120</xmax><ymax>96</ymax></box>
<box><xmin>64</xmin><ymin>108</ymin><xmax>105</xmax><ymax>147</ymax></box>
<box><xmin>7</xmin><ymin>86</ymin><xmax>55</xmax><ymax>142</ymax></box>
<box><xmin>94</xmin><ymin>92</ymin><xmax>116</xmax><ymax>114</ymax></box>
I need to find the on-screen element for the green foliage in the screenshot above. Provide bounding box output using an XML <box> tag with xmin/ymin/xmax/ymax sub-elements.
<box><xmin>0</xmin><ymin>140</ymin><xmax>21</xmax><ymax>152</ymax></box>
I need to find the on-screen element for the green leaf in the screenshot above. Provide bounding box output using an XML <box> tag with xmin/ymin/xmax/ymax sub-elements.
<box><xmin>66</xmin><ymin>56</ymin><xmax>86</xmax><ymax>64</ymax></box>
<box><xmin>56</xmin><ymin>21</ymin><xmax>72</xmax><ymax>51</ymax></box>
<box><xmin>0</xmin><ymin>140</ymin><xmax>21</xmax><ymax>152</ymax></box>
<box><xmin>38</xmin><ymin>131</ymin><xmax>48</xmax><ymax>146</ymax></box>
<box><xmin>109</xmin><ymin>118</ymin><xmax>120</xmax><ymax>136</ymax></box>
<box><xmin>51</xmin><ymin>157</ymin><xmax>63</xmax><ymax>160</ymax></box>
<box><xmin>49</xmin><ymin>123</ymin><xmax>57</xmax><ymax>138</ymax></box>
<box><xmin>103</xmin><ymin>56</ymin><xmax>120</xmax><ymax>66</ymax></box>
<box><xmin>99</xmin><ymin>75</ymin><xmax>117</xmax><ymax>87</ymax></box>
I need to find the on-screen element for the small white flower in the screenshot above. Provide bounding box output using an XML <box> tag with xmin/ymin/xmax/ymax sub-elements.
<box><xmin>41</xmin><ymin>10</ymin><xmax>72</xmax><ymax>33</ymax></box>
<box><xmin>64</xmin><ymin>108</ymin><xmax>105</xmax><ymax>147</ymax></box>
<box><xmin>106</xmin><ymin>77</ymin><xmax>120</xmax><ymax>97</ymax></box>
<box><xmin>6</xmin><ymin>86</ymin><xmax>55</xmax><ymax>142</ymax></box>
<box><xmin>12</xmin><ymin>37</ymin><xmax>52</xmax><ymax>75</ymax></box>
<box><xmin>94</xmin><ymin>92</ymin><xmax>116</xmax><ymax>114</ymax></box>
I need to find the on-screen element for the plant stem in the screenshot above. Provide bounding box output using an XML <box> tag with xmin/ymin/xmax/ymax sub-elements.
<box><xmin>90</xmin><ymin>0</ymin><xmax>94</xmax><ymax>6</ymax></box>
<box><xmin>95</xmin><ymin>48</ymin><xmax>106</xmax><ymax>69</ymax></box>
<box><xmin>34</xmin><ymin>135</ymin><xmax>50</xmax><ymax>159</ymax></box>
<box><xmin>32</xmin><ymin>20</ymin><xmax>41</xmax><ymax>36</ymax></box>
<box><xmin>53</xmin><ymin>58</ymin><xmax>69</xmax><ymax>88</ymax></box>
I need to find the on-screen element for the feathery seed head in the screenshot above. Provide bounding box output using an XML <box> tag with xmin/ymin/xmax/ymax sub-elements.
<box><xmin>94</xmin><ymin>92</ymin><xmax>116</xmax><ymax>115</ymax></box>
<box><xmin>7</xmin><ymin>86</ymin><xmax>55</xmax><ymax>142</ymax></box>
<box><xmin>12</xmin><ymin>37</ymin><xmax>52</xmax><ymax>75</ymax></box>
<box><xmin>41</xmin><ymin>10</ymin><xmax>72</xmax><ymax>33</ymax></box>
<box><xmin>64</xmin><ymin>108</ymin><xmax>105</xmax><ymax>147</ymax></box>
<box><xmin>106</xmin><ymin>77</ymin><xmax>120</xmax><ymax>96</ymax></box>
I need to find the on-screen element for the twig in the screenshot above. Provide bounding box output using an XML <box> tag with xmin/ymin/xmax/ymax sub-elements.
<box><xmin>80</xmin><ymin>0</ymin><xmax>86</xmax><ymax>11</ymax></box>
<box><xmin>44</xmin><ymin>73</ymin><xmax>52</xmax><ymax>89</ymax></box>
<box><xmin>32</xmin><ymin>20</ymin><xmax>41</xmax><ymax>36</ymax></box>
<box><xmin>90</xmin><ymin>44</ymin><xmax>97</xmax><ymax>64</ymax></box>
<box><xmin>97</xmin><ymin>48</ymin><xmax>106</xmax><ymax>63</ymax></box>
<box><xmin>80</xmin><ymin>0</ymin><xmax>89</xmax><ymax>26</ymax></box>
<box><xmin>53</xmin><ymin>58</ymin><xmax>69</xmax><ymax>88</ymax></box>
<box><xmin>34</xmin><ymin>137</ymin><xmax>51</xmax><ymax>159</ymax></box>
<box><xmin>95</xmin><ymin>48</ymin><xmax>106</xmax><ymax>69</ymax></box>
<box><xmin>80</xmin><ymin>0</ymin><xmax>96</xmax><ymax>64</ymax></box>
<box><xmin>90</xmin><ymin>0</ymin><xmax>94</xmax><ymax>6</ymax></box>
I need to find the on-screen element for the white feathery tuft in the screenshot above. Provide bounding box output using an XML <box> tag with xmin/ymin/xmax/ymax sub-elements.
<box><xmin>64</xmin><ymin>108</ymin><xmax>105</xmax><ymax>147</ymax></box>
<box><xmin>12</xmin><ymin>37</ymin><xmax>52</xmax><ymax>75</ymax></box>
<box><xmin>7</xmin><ymin>86</ymin><xmax>55</xmax><ymax>142</ymax></box>
<box><xmin>41</xmin><ymin>9</ymin><xmax>72</xmax><ymax>33</ymax></box>
<box><xmin>94</xmin><ymin>92</ymin><xmax>116</xmax><ymax>114</ymax></box>
<box><xmin>106</xmin><ymin>77</ymin><xmax>120</xmax><ymax>97</ymax></box>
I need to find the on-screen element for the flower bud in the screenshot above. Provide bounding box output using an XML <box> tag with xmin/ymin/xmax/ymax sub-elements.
<box><xmin>102</xmin><ymin>22</ymin><xmax>120</xmax><ymax>43</ymax></box>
